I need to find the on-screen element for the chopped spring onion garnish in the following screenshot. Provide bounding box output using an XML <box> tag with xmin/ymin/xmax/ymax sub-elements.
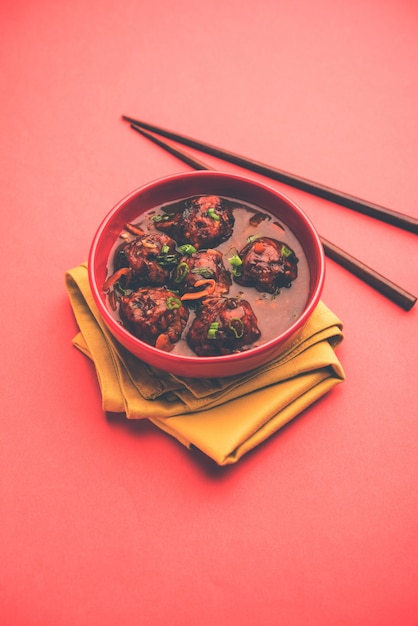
<box><xmin>191</xmin><ymin>267</ymin><xmax>215</xmax><ymax>279</ymax></box>
<box><xmin>228</xmin><ymin>254</ymin><xmax>242</xmax><ymax>276</ymax></box>
<box><xmin>228</xmin><ymin>254</ymin><xmax>242</xmax><ymax>267</ymax></box>
<box><xmin>207</xmin><ymin>322</ymin><xmax>219</xmax><ymax>339</ymax></box>
<box><xmin>151</xmin><ymin>214</ymin><xmax>169</xmax><ymax>222</ymax></box>
<box><xmin>166</xmin><ymin>296</ymin><xmax>182</xmax><ymax>310</ymax></box>
<box><xmin>178</xmin><ymin>244</ymin><xmax>197</xmax><ymax>255</ymax></box>
<box><xmin>174</xmin><ymin>262</ymin><xmax>189</xmax><ymax>283</ymax></box>
<box><xmin>206</xmin><ymin>208</ymin><xmax>220</xmax><ymax>221</ymax></box>
<box><xmin>228</xmin><ymin>318</ymin><xmax>244</xmax><ymax>338</ymax></box>
<box><xmin>115</xmin><ymin>283</ymin><xmax>129</xmax><ymax>295</ymax></box>
<box><xmin>161</xmin><ymin>244</ymin><xmax>170</xmax><ymax>254</ymax></box>
<box><xmin>157</xmin><ymin>254</ymin><xmax>178</xmax><ymax>265</ymax></box>
<box><xmin>281</xmin><ymin>245</ymin><xmax>292</xmax><ymax>258</ymax></box>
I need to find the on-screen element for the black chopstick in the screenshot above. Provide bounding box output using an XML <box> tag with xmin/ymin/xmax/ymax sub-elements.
<box><xmin>319</xmin><ymin>236</ymin><xmax>416</xmax><ymax>310</ymax></box>
<box><xmin>128</xmin><ymin>124</ymin><xmax>417</xmax><ymax>311</ymax></box>
<box><xmin>122</xmin><ymin>115</ymin><xmax>418</xmax><ymax>235</ymax></box>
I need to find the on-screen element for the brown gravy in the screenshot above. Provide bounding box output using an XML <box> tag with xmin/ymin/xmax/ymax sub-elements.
<box><xmin>104</xmin><ymin>196</ymin><xmax>310</xmax><ymax>356</ymax></box>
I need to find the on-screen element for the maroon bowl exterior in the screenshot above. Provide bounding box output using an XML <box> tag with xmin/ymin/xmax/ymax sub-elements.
<box><xmin>88</xmin><ymin>171</ymin><xmax>325</xmax><ymax>378</ymax></box>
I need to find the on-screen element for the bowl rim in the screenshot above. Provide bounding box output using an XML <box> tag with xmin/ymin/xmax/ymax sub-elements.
<box><xmin>88</xmin><ymin>170</ymin><xmax>325</xmax><ymax>369</ymax></box>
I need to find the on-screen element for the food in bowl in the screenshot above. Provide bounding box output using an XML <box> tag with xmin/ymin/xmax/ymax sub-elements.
<box><xmin>186</xmin><ymin>295</ymin><xmax>261</xmax><ymax>357</ymax></box>
<box><xmin>118</xmin><ymin>286</ymin><xmax>190</xmax><ymax>352</ymax></box>
<box><xmin>153</xmin><ymin>194</ymin><xmax>235</xmax><ymax>249</ymax></box>
<box><xmin>101</xmin><ymin>193</ymin><xmax>309</xmax><ymax>357</ymax></box>
<box><xmin>88</xmin><ymin>171</ymin><xmax>324</xmax><ymax>378</ymax></box>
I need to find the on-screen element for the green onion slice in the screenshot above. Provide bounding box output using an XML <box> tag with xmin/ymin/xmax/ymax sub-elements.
<box><xmin>191</xmin><ymin>267</ymin><xmax>215</xmax><ymax>279</ymax></box>
<box><xmin>151</xmin><ymin>214</ymin><xmax>169</xmax><ymax>222</ymax></box>
<box><xmin>174</xmin><ymin>262</ymin><xmax>189</xmax><ymax>283</ymax></box>
<box><xmin>166</xmin><ymin>296</ymin><xmax>182</xmax><ymax>310</ymax></box>
<box><xmin>228</xmin><ymin>254</ymin><xmax>242</xmax><ymax>267</ymax></box>
<box><xmin>228</xmin><ymin>318</ymin><xmax>244</xmax><ymax>338</ymax></box>
<box><xmin>157</xmin><ymin>254</ymin><xmax>178</xmax><ymax>266</ymax></box>
<box><xmin>178</xmin><ymin>244</ymin><xmax>197</xmax><ymax>255</ymax></box>
<box><xmin>228</xmin><ymin>254</ymin><xmax>242</xmax><ymax>277</ymax></box>
<box><xmin>207</xmin><ymin>322</ymin><xmax>219</xmax><ymax>339</ymax></box>
<box><xmin>206</xmin><ymin>208</ymin><xmax>220</xmax><ymax>221</ymax></box>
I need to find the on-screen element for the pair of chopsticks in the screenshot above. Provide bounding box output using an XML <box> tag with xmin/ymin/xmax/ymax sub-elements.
<box><xmin>122</xmin><ymin>115</ymin><xmax>417</xmax><ymax>311</ymax></box>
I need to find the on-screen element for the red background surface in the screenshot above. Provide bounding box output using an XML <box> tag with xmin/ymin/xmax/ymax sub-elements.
<box><xmin>1</xmin><ymin>1</ymin><xmax>417</xmax><ymax>624</ymax></box>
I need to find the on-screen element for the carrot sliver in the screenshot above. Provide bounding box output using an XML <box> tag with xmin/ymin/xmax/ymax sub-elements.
<box><xmin>103</xmin><ymin>267</ymin><xmax>131</xmax><ymax>291</ymax></box>
<box><xmin>124</xmin><ymin>223</ymin><xmax>145</xmax><ymax>236</ymax></box>
<box><xmin>181</xmin><ymin>278</ymin><xmax>216</xmax><ymax>301</ymax></box>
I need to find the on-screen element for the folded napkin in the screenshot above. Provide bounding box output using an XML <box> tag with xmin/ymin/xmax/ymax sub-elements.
<box><xmin>65</xmin><ymin>263</ymin><xmax>345</xmax><ymax>465</ymax></box>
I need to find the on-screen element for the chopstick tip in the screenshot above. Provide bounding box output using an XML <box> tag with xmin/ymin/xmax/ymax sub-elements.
<box><xmin>122</xmin><ymin>114</ymin><xmax>139</xmax><ymax>124</ymax></box>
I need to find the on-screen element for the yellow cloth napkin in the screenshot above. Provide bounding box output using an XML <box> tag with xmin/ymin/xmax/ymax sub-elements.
<box><xmin>65</xmin><ymin>263</ymin><xmax>345</xmax><ymax>465</ymax></box>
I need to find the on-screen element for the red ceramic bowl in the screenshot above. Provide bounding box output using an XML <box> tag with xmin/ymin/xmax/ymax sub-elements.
<box><xmin>88</xmin><ymin>171</ymin><xmax>325</xmax><ymax>378</ymax></box>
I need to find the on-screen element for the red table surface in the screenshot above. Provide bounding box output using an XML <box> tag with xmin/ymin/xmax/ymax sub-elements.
<box><xmin>1</xmin><ymin>1</ymin><xmax>417</xmax><ymax>625</ymax></box>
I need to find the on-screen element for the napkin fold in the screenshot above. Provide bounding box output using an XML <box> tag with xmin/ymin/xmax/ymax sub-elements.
<box><xmin>66</xmin><ymin>263</ymin><xmax>345</xmax><ymax>465</ymax></box>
